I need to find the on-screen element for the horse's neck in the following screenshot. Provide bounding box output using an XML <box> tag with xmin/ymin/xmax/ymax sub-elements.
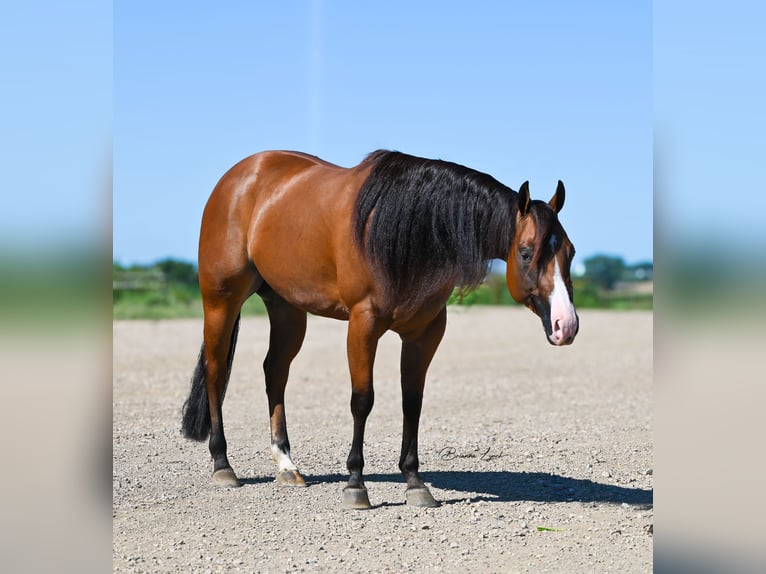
<box><xmin>486</xmin><ymin>189</ymin><xmax>517</xmax><ymax>261</ymax></box>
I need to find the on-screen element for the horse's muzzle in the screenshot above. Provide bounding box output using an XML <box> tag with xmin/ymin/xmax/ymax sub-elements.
<box><xmin>548</xmin><ymin>311</ymin><xmax>579</xmax><ymax>346</ymax></box>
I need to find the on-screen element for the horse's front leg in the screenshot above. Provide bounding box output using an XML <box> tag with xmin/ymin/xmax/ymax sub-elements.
<box><xmin>399</xmin><ymin>307</ymin><xmax>447</xmax><ymax>507</ymax></box>
<box><xmin>342</xmin><ymin>306</ymin><xmax>386</xmax><ymax>510</ymax></box>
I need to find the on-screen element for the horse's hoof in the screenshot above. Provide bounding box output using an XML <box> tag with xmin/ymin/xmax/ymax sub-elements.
<box><xmin>211</xmin><ymin>468</ymin><xmax>241</xmax><ymax>488</ymax></box>
<box><xmin>406</xmin><ymin>487</ymin><xmax>439</xmax><ymax>508</ymax></box>
<box><xmin>342</xmin><ymin>487</ymin><xmax>372</xmax><ymax>510</ymax></box>
<box><xmin>275</xmin><ymin>469</ymin><xmax>307</xmax><ymax>487</ymax></box>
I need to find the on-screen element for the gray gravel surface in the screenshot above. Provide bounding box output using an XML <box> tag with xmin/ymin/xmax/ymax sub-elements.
<box><xmin>113</xmin><ymin>307</ymin><xmax>652</xmax><ymax>573</ymax></box>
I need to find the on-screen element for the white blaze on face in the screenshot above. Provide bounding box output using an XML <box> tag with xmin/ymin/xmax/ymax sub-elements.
<box><xmin>548</xmin><ymin>236</ymin><xmax>578</xmax><ymax>345</ymax></box>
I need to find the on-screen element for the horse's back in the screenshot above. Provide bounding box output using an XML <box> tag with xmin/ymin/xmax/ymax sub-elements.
<box><xmin>199</xmin><ymin>151</ymin><xmax>374</xmax><ymax>317</ymax></box>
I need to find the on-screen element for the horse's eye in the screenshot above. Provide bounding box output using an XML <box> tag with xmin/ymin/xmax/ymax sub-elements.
<box><xmin>519</xmin><ymin>247</ymin><xmax>533</xmax><ymax>264</ymax></box>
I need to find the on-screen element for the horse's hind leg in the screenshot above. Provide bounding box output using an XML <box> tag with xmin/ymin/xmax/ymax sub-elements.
<box><xmin>398</xmin><ymin>307</ymin><xmax>447</xmax><ymax>507</ymax></box>
<box><xmin>201</xmin><ymin>298</ymin><xmax>246</xmax><ymax>487</ymax></box>
<box><xmin>262</xmin><ymin>292</ymin><xmax>308</xmax><ymax>486</ymax></box>
<box><xmin>189</xmin><ymin>263</ymin><xmax>258</xmax><ymax>487</ymax></box>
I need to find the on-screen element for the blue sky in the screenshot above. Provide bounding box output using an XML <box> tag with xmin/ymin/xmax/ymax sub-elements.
<box><xmin>654</xmin><ymin>2</ymin><xmax>766</xmax><ymax>251</ymax></box>
<box><xmin>4</xmin><ymin>2</ymin><xmax>764</xmax><ymax>271</ymax></box>
<box><xmin>113</xmin><ymin>1</ymin><xmax>652</xmax><ymax>269</ymax></box>
<box><xmin>0</xmin><ymin>1</ymin><xmax>111</xmax><ymax>249</ymax></box>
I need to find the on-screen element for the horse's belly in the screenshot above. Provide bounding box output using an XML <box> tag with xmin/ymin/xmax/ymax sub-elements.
<box><xmin>253</xmin><ymin>260</ymin><xmax>350</xmax><ymax>320</ymax></box>
<box><xmin>287</xmin><ymin>287</ymin><xmax>351</xmax><ymax>320</ymax></box>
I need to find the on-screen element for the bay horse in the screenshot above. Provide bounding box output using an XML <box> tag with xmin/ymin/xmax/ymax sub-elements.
<box><xmin>182</xmin><ymin>150</ymin><xmax>578</xmax><ymax>509</ymax></box>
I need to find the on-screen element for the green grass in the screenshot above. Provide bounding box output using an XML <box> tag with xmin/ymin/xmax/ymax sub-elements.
<box><xmin>113</xmin><ymin>274</ymin><xmax>651</xmax><ymax>320</ymax></box>
<box><xmin>447</xmin><ymin>275</ymin><xmax>652</xmax><ymax>311</ymax></box>
<box><xmin>113</xmin><ymin>255</ymin><xmax>652</xmax><ymax>319</ymax></box>
<box><xmin>113</xmin><ymin>286</ymin><xmax>267</xmax><ymax>319</ymax></box>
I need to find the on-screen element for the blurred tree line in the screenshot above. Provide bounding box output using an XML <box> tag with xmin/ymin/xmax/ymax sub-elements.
<box><xmin>449</xmin><ymin>254</ymin><xmax>652</xmax><ymax>310</ymax></box>
<box><xmin>114</xmin><ymin>253</ymin><xmax>651</xmax><ymax>318</ymax></box>
<box><xmin>113</xmin><ymin>259</ymin><xmax>199</xmax><ymax>318</ymax></box>
<box><xmin>572</xmin><ymin>255</ymin><xmax>652</xmax><ymax>310</ymax></box>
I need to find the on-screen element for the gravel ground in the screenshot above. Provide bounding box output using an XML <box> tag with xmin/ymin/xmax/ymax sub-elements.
<box><xmin>113</xmin><ymin>307</ymin><xmax>652</xmax><ymax>573</ymax></box>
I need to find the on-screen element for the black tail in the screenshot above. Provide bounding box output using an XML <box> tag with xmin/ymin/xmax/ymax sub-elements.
<box><xmin>181</xmin><ymin>315</ymin><xmax>241</xmax><ymax>441</ymax></box>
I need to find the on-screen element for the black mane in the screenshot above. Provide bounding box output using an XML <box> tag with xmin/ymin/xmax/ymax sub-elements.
<box><xmin>353</xmin><ymin>150</ymin><xmax>518</xmax><ymax>307</ymax></box>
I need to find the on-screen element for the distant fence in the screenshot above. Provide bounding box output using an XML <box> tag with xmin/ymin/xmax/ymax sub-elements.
<box><xmin>612</xmin><ymin>280</ymin><xmax>653</xmax><ymax>296</ymax></box>
<box><xmin>113</xmin><ymin>269</ymin><xmax>168</xmax><ymax>292</ymax></box>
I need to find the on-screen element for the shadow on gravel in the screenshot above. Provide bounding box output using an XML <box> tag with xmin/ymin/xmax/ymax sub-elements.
<box><xmin>295</xmin><ymin>471</ymin><xmax>652</xmax><ymax>508</ymax></box>
<box><xmin>238</xmin><ymin>476</ymin><xmax>281</xmax><ymax>485</ymax></box>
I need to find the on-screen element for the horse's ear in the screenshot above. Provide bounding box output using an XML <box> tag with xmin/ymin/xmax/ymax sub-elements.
<box><xmin>548</xmin><ymin>180</ymin><xmax>565</xmax><ymax>214</ymax></box>
<box><xmin>518</xmin><ymin>181</ymin><xmax>530</xmax><ymax>217</ymax></box>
